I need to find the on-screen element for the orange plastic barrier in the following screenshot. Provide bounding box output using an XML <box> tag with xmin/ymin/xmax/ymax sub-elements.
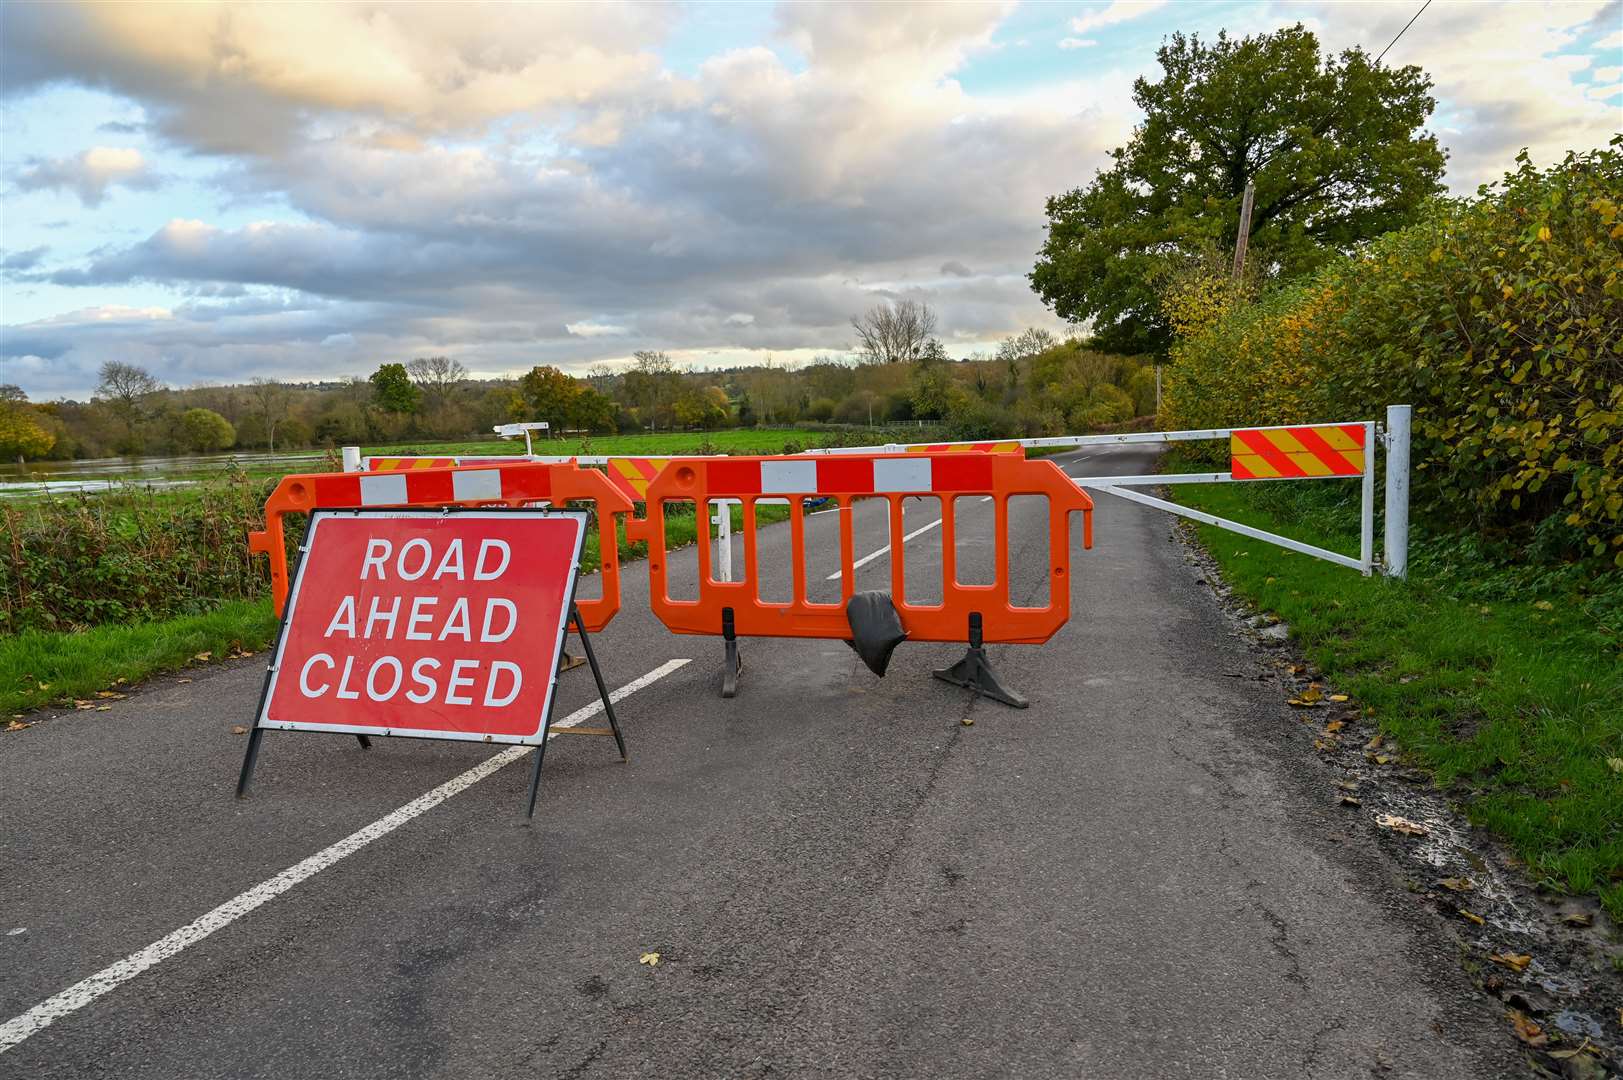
<box><xmin>626</xmin><ymin>452</ymin><xmax>1092</xmax><ymax>646</ymax></box>
<box><xmin>248</xmin><ymin>461</ymin><xmax>633</xmax><ymax>632</ymax></box>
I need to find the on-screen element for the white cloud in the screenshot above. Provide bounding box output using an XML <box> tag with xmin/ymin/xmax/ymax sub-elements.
<box><xmin>566</xmin><ymin>321</ymin><xmax>630</xmax><ymax>337</ymax></box>
<box><xmin>1058</xmin><ymin>38</ymin><xmax>1098</xmax><ymax>50</ymax></box>
<box><xmin>13</xmin><ymin>147</ymin><xmax>159</xmax><ymax>206</ymax></box>
<box><xmin>1595</xmin><ymin>66</ymin><xmax>1621</xmax><ymax>82</ymax></box>
<box><xmin>0</xmin><ymin>2</ymin><xmax>677</xmax><ymax>154</ymax></box>
<box><xmin>1069</xmin><ymin>1</ymin><xmax>1166</xmax><ymax>36</ymax></box>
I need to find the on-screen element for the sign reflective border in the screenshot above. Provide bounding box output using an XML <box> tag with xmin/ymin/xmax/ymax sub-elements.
<box><xmin>258</xmin><ymin>508</ymin><xmax>585</xmax><ymax>745</ymax></box>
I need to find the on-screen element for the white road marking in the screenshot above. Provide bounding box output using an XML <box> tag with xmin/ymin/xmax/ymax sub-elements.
<box><xmin>0</xmin><ymin>658</ymin><xmax>691</xmax><ymax>1056</ymax></box>
<box><xmin>828</xmin><ymin>517</ymin><xmax>943</xmax><ymax>580</ymax></box>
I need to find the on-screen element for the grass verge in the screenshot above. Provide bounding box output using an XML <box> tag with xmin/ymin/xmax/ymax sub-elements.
<box><xmin>2</xmin><ymin>598</ymin><xmax>279</xmax><ymax>718</ymax></box>
<box><xmin>1168</xmin><ymin>461</ymin><xmax>1623</xmax><ymax>920</ymax></box>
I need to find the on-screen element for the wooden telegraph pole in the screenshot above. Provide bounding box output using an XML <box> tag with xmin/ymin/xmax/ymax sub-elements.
<box><xmin>1231</xmin><ymin>180</ymin><xmax>1255</xmax><ymax>281</ymax></box>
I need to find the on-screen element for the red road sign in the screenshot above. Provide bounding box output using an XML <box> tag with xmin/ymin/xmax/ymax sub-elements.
<box><xmin>257</xmin><ymin>508</ymin><xmax>586</xmax><ymax>745</ymax></box>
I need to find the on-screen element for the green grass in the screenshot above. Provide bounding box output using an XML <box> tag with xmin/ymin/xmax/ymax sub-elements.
<box><xmin>1168</xmin><ymin>460</ymin><xmax>1623</xmax><ymax>920</ymax></box>
<box><xmin>369</xmin><ymin>427</ymin><xmax>845</xmax><ymax>458</ymax></box>
<box><xmin>1</xmin><ymin>598</ymin><xmax>280</xmax><ymax>717</ymax></box>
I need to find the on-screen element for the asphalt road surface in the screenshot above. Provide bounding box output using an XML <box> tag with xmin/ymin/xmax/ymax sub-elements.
<box><xmin>1</xmin><ymin>446</ymin><xmax>1520</xmax><ymax>1079</ymax></box>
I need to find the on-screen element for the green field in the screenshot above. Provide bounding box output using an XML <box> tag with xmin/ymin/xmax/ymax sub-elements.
<box><xmin>1169</xmin><ymin>465</ymin><xmax>1623</xmax><ymax>919</ymax></box>
<box><xmin>368</xmin><ymin>427</ymin><xmax>851</xmax><ymax>459</ymax></box>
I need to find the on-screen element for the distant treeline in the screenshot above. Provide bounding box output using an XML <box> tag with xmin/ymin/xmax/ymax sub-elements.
<box><xmin>0</xmin><ymin>311</ymin><xmax>1157</xmax><ymax>461</ymax></box>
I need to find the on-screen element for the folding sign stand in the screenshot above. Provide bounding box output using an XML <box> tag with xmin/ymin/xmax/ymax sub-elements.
<box><xmin>235</xmin><ymin>507</ymin><xmax>626</xmax><ymax>819</ymax></box>
<box><xmin>526</xmin><ymin>603</ymin><xmax>626</xmax><ymax>818</ymax></box>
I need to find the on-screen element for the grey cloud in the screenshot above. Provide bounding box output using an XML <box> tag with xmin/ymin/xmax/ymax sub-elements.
<box><xmin>1</xmin><ymin>246</ymin><xmax>48</xmax><ymax>271</ymax></box>
<box><xmin>940</xmin><ymin>260</ymin><xmax>974</xmax><ymax>277</ymax></box>
<box><xmin>13</xmin><ymin>148</ymin><xmax>160</xmax><ymax>207</ymax></box>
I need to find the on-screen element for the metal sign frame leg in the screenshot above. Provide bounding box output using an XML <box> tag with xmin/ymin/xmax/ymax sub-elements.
<box><xmin>526</xmin><ymin>602</ymin><xmax>627</xmax><ymax>819</ymax></box>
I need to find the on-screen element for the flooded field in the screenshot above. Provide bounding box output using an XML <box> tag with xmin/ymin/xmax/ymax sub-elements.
<box><xmin>0</xmin><ymin>450</ymin><xmax>330</xmax><ymax>498</ymax></box>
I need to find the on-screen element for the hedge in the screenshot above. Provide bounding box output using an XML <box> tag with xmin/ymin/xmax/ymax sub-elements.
<box><xmin>1162</xmin><ymin>140</ymin><xmax>1623</xmax><ymax>564</ymax></box>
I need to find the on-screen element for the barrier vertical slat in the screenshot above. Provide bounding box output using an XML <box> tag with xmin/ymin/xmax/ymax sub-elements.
<box><xmin>743</xmin><ymin>498</ymin><xmax>760</xmax><ymax>603</ymax></box>
<box><xmin>789</xmin><ymin>500</ymin><xmax>808</xmax><ymax>604</ymax></box>
<box><xmin>889</xmin><ymin>499</ymin><xmax>907</xmax><ymax>600</ymax></box>
<box><xmin>838</xmin><ymin>497</ymin><xmax>856</xmax><ymax>602</ymax></box>
<box><xmin>993</xmin><ymin>495</ymin><xmax>1011</xmax><ymax>607</ymax></box>
<box><xmin>940</xmin><ymin>493</ymin><xmax>958</xmax><ymax>591</ymax></box>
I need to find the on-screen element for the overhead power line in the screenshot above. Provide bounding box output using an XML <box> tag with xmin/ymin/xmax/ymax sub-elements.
<box><xmin>1376</xmin><ymin>0</ymin><xmax>1433</xmax><ymax>65</ymax></box>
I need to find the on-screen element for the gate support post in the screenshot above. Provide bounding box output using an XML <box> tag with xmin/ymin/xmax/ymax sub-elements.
<box><xmin>933</xmin><ymin>612</ymin><xmax>1029</xmax><ymax>709</ymax></box>
<box><xmin>1384</xmin><ymin>404</ymin><xmax>1411</xmax><ymax>580</ymax></box>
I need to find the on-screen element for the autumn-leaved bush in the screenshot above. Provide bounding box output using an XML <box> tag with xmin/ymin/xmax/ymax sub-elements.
<box><xmin>1163</xmin><ymin>140</ymin><xmax>1622</xmax><ymax>563</ymax></box>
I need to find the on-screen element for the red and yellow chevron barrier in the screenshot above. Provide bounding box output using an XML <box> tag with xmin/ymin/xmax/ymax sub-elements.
<box><xmin>367</xmin><ymin>456</ymin><xmax>458</xmax><ymax>470</ymax></box>
<box><xmin>902</xmin><ymin>440</ymin><xmax>1022</xmax><ymax>455</ymax></box>
<box><xmin>603</xmin><ymin>457</ymin><xmax>671</xmax><ymax>502</ymax></box>
<box><xmin>1231</xmin><ymin>425</ymin><xmax>1366</xmax><ymax>480</ymax></box>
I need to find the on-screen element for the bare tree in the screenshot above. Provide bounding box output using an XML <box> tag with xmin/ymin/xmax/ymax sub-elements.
<box><xmin>995</xmin><ymin>327</ymin><xmax>1057</xmax><ymax>364</ymax></box>
<box><xmin>851</xmin><ymin>299</ymin><xmax>938</xmax><ymax>364</ymax></box>
<box><xmin>406</xmin><ymin>355</ymin><xmax>469</xmax><ymax>415</ymax></box>
<box><xmin>247</xmin><ymin>378</ymin><xmax>292</xmax><ymax>454</ymax></box>
<box><xmin>95</xmin><ymin>361</ymin><xmax>162</xmax><ymax>443</ymax></box>
<box><xmin>627</xmin><ymin>350</ymin><xmax>674</xmax><ymax>431</ymax></box>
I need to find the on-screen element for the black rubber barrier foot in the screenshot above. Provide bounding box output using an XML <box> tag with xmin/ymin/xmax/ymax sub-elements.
<box><xmin>932</xmin><ymin>612</ymin><xmax>1029</xmax><ymax>709</ymax></box>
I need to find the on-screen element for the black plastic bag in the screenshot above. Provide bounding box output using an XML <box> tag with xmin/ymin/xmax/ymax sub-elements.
<box><xmin>845</xmin><ymin>591</ymin><xmax>908</xmax><ymax>677</ymax></box>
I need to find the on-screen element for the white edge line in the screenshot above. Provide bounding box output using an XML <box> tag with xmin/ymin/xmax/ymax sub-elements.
<box><xmin>0</xmin><ymin>658</ymin><xmax>691</xmax><ymax>1056</ymax></box>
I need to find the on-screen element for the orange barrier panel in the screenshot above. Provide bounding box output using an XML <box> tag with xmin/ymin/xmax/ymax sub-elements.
<box><xmin>248</xmin><ymin>461</ymin><xmax>633</xmax><ymax>632</ymax></box>
<box><xmin>626</xmin><ymin>452</ymin><xmax>1092</xmax><ymax>646</ymax></box>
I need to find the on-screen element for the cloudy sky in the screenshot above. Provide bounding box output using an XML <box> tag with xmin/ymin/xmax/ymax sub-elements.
<box><xmin>1</xmin><ymin>0</ymin><xmax>1618</xmax><ymax>400</ymax></box>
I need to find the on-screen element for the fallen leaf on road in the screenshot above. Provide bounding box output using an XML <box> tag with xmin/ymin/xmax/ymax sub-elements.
<box><xmin>1335</xmin><ymin>779</ymin><xmax>1359</xmax><ymax>791</ymax></box>
<box><xmin>74</xmin><ymin>701</ymin><xmax>95</xmax><ymax>711</ymax></box>
<box><xmin>1559</xmin><ymin>912</ymin><xmax>1593</xmax><ymax>927</ymax></box>
<box><xmin>193</xmin><ymin>652</ymin><xmax>211</xmax><ymax>662</ymax></box>
<box><xmin>1329</xmin><ymin>694</ymin><xmax>1349</xmax><ymax>703</ymax></box>
<box><xmin>1506</xmin><ymin>1009</ymin><xmax>1546</xmax><ymax>1047</ymax></box>
<box><xmin>1458</xmin><ymin>909</ymin><xmax>1485</xmax><ymax>926</ymax></box>
<box><xmin>1376</xmin><ymin>814</ymin><xmax>1428</xmax><ymax>836</ymax></box>
<box><xmin>1340</xmin><ymin>795</ymin><xmax>1361</xmax><ymax>807</ymax></box>
<box><xmin>1299</xmin><ymin>686</ymin><xmax>1324</xmax><ymax>703</ymax></box>
<box><xmin>5</xmin><ymin>721</ymin><xmax>29</xmax><ymax>732</ymax></box>
<box><xmin>95</xmin><ymin>691</ymin><xmax>126</xmax><ymax>699</ymax></box>
<box><xmin>1324</xmin><ymin>720</ymin><xmax>1344</xmax><ymax>733</ymax></box>
<box><xmin>1375</xmin><ymin>754</ymin><xmax>1393</xmax><ymax>765</ymax></box>
<box><xmin>1489</xmin><ymin>952</ymin><xmax>1531</xmax><ymax>972</ymax></box>
<box><xmin>1366</xmin><ymin>734</ymin><xmax>1385</xmax><ymax>750</ymax></box>
<box><xmin>960</xmin><ymin>717</ymin><xmax>974</xmax><ymax>727</ymax></box>
<box><xmin>231</xmin><ymin>725</ymin><xmax>249</xmax><ymax>735</ymax></box>
<box><xmin>1437</xmin><ymin>878</ymin><xmax>1474</xmax><ymax>892</ymax></box>
<box><xmin>94</xmin><ymin>705</ymin><xmax>110</xmax><ymax>712</ymax></box>
<box><xmin>639</xmin><ymin>952</ymin><xmax>661</xmax><ymax>966</ymax></box>
<box><xmin>176</xmin><ymin>678</ymin><xmax>193</xmax><ymax>684</ymax></box>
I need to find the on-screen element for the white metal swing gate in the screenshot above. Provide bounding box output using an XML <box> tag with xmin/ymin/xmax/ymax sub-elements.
<box><xmin>815</xmin><ymin>404</ymin><xmax>1413</xmax><ymax>580</ymax></box>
